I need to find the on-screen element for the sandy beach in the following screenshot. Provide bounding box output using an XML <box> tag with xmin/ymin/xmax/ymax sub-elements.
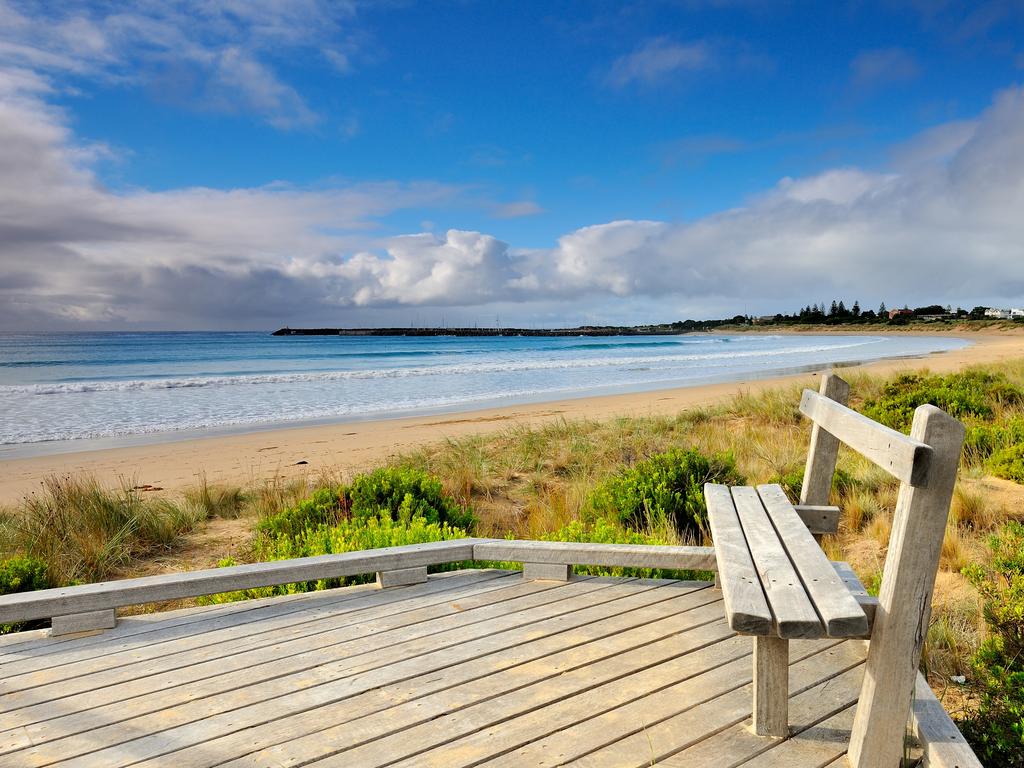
<box><xmin>2</xmin><ymin>330</ymin><xmax>1022</xmax><ymax>505</ymax></box>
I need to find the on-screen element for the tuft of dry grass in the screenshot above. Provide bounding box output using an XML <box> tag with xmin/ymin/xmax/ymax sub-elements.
<box><xmin>182</xmin><ymin>476</ymin><xmax>246</xmax><ymax>519</ymax></box>
<box><xmin>951</xmin><ymin>484</ymin><xmax>999</xmax><ymax>531</ymax></box>
<box><xmin>1</xmin><ymin>475</ymin><xmax>208</xmax><ymax>585</ymax></box>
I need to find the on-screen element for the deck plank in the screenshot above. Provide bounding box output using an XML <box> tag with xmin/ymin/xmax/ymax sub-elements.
<box><xmin>2</xmin><ymin>578</ymin><xmax>627</xmax><ymax>747</ymax></box>
<box><xmin>739</xmin><ymin>702</ymin><xmax>858</xmax><ymax>767</ymax></box>
<box><xmin>117</xmin><ymin>584</ymin><xmax>721</xmax><ymax>768</ymax></box>
<box><xmin>11</xmin><ymin>582</ymin><xmax>715</xmax><ymax>766</ymax></box>
<box><xmin>472</xmin><ymin>638</ymin><xmax>845</xmax><ymax>767</ymax></box>
<box><xmin>281</xmin><ymin>622</ymin><xmax>747</xmax><ymax>767</ymax></box>
<box><xmin>0</xmin><ymin>570</ymin><xmax>927</xmax><ymax>768</ymax></box>
<box><xmin>1</xmin><ymin>570</ymin><xmax>516</xmax><ymax>688</ymax></box>
<box><xmin>656</xmin><ymin>661</ymin><xmax>863</xmax><ymax>766</ymax></box>
<box><xmin>0</xmin><ymin>569</ymin><xmax>501</xmax><ymax>669</ymax></box>
<box><xmin>538</xmin><ymin>641</ymin><xmax>861</xmax><ymax>768</ymax></box>
<box><xmin>0</xmin><ymin>572</ymin><xmax>595</xmax><ymax>717</ymax></box>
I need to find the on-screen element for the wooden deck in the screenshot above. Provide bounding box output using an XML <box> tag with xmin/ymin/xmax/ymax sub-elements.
<box><xmin>0</xmin><ymin>569</ymin><xmax>870</xmax><ymax>767</ymax></box>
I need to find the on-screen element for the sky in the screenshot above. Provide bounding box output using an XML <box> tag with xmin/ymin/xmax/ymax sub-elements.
<box><xmin>1</xmin><ymin>1</ymin><xmax>1024</xmax><ymax>330</ymax></box>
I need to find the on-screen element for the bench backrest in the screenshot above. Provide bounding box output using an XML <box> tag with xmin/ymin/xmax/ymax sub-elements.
<box><xmin>798</xmin><ymin>373</ymin><xmax>965</xmax><ymax>768</ymax></box>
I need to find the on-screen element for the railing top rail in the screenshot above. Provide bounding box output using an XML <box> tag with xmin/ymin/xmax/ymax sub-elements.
<box><xmin>0</xmin><ymin>539</ymin><xmax>716</xmax><ymax>623</ymax></box>
<box><xmin>0</xmin><ymin>539</ymin><xmax>482</xmax><ymax>624</ymax></box>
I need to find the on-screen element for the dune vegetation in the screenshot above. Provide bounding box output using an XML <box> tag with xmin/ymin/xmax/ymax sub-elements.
<box><xmin>2</xmin><ymin>361</ymin><xmax>1024</xmax><ymax>760</ymax></box>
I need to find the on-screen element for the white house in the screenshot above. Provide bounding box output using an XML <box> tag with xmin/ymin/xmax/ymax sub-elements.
<box><xmin>1012</xmin><ymin>308</ymin><xmax>1024</xmax><ymax>319</ymax></box>
<box><xmin>985</xmin><ymin>308</ymin><xmax>1012</xmax><ymax>319</ymax></box>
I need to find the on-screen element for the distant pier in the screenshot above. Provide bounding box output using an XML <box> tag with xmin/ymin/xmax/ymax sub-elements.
<box><xmin>271</xmin><ymin>325</ymin><xmax>691</xmax><ymax>337</ymax></box>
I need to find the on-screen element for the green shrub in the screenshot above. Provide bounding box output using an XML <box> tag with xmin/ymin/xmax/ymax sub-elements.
<box><xmin>862</xmin><ymin>371</ymin><xmax>1023</xmax><ymax>432</ymax></box>
<box><xmin>201</xmin><ymin>513</ymin><xmax>469</xmax><ymax>604</ymax></box>
<box><xmin>0</xmin><ymin>556</ymin><xmax>49</xmax><ymax>595</ymax></box>
<box><xmin>348</xmin><ymin>467</ymin><xmax>476</xmax><ymax>529</ymax></box>
<box><xmin>256</xmin><ymin>486</ymin><xmax>350</xmax><ymax>539</ymax></box>
<box><xmin>965</xmin><ymin>417</ymin><xmax>1024</xmax><ymax>463</ymax></box>
<box><xmin>1</xmin><ymin>556</ymin><xmax>50</xmax><ymax>634</ymax></box>
<box><xmin>255</xmin><ymin>468</ymin><xmax>475</xmax><ymax>541</ymax></box>
<box><xmin>960</xmin><ymin>522</ymin><xmax>1024</xmax><ymax>766</ymax></box>
<box><xmin>988</xmin><ymin>444</ymin><xmax>1024</xmax><ymax>484</ymax></box>
<box><xmin>589</xmin><ymin>448</ymin><xmax>744</xmax><ymax>537</ymax></box>
<box><xmin>772</xmin><ymin>465</ymin><xmax>857</xmax><ymax>503</ymax></box>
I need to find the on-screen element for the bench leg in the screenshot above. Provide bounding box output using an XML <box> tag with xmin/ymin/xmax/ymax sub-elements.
<box><xmin>753</xmin><ymin>636</ymin><xmax>789</xmax><ymax>737</ymax></box>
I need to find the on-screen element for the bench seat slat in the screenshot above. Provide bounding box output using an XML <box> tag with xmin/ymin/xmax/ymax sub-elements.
<box><xmin>704</xmin><ymin>484</ymin><xmax>772</xmax><ymax>635</ymax></box>
<box><xmin>757</xmin><ymin>484</ymin><xmax>868</xmax><ymax>637</ymax></box>
<box><xmin>730</xmin><ymin>486</ymin><xmax>822</xmax><ymax>639</ymax></box>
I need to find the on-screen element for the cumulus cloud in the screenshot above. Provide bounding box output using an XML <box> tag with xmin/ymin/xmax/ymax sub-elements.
<box><xmin>2</xmin><ymin>40</ymin><xmax>1024</xmax><ymax>328</ymax></box>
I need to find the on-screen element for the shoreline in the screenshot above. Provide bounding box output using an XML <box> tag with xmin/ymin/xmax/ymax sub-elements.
<box><xmin>2</xmin><ymin>331</ymin><xmax>1022</xmax><ymax>505</ymax></box>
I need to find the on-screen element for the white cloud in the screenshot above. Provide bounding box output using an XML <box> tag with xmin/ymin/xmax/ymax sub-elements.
<box><xmin>606</xmin><ymin>38</ymin><xmax>713</xmax><ymax>88</ymax></box>
<box><xmin>0</xmin><ymin>0</ymin><xmax>364</xmax><ymax>128</ymax></box>
<box><xmin>849</xmin><ymin>47</ymin><xmax>921</xmax><ymax>91</ymax></box>
<box><xmin>2</xmin><ymin>49</ymin><xmax>1024</xmax><ymax>328</ymax></box>
<box><xmin>492</xmin><ymin>201</ymin><xmax>544</xmax><ymax>218</ymax></box>
<box><xmin>889</xmin><ymin>120</ymin><xmax>978</xmax><ymax>169</ymax></box>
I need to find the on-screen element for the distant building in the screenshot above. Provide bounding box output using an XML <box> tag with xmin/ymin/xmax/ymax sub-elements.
<box><xmin>985</xmin><ymin>308</ymin><xmax>1012</xmax><ymax>319</ymax></box>
<box><xmin>888</xmin><ymin>308</ymin><xmax>914</xmax><ymax>319</ymax></box>
<box><xmin>1012</xmin><ymin>308</ymin><xmax>1024</xmax><ymax>319</ymax></box>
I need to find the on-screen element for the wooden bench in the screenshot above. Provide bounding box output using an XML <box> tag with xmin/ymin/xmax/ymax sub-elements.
<box><xmin>706</xmin><ymin>372</ymin><xmax>965</xmax><ymax>768</ymax></box>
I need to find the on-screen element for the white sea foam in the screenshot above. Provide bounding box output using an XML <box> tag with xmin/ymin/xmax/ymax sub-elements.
<box><xmin>3</xmin><ymin>339</ymin><xmax>882</xmax><ymax>396</ymax></box>
<box><xmin>0</xmin><ymin>332</ymin><xmax>970</xmax><ymax>450</ymax></box>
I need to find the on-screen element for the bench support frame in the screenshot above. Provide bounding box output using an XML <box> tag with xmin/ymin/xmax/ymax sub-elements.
<box><xmin>847</xmin><ymin>405</ymin><xmax>964</xmax><ymax>768</ymax></box>
<box><xmin>801</xmin><ymin>373</ymin><xmax>849</xmax><ymax>542</ymax></box>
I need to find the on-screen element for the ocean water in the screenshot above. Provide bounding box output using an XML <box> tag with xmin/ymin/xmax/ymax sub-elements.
<box><xmin>0</xmin><ymin>332</ymin><xmax>969</xmax><ymax>454</ymax></box>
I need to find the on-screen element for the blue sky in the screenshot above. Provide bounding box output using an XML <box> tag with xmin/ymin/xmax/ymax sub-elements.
<box><xmin>1</xmin><ymin>1</ymin><xmax>1024</xmax><ymax>329</ymax></box>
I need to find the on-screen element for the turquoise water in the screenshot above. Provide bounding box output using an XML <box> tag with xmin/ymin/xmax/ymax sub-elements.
<box><xmin>0</xmin><ymin>332</ymin><xmax>969</xmax><ymax>452</ymax></box>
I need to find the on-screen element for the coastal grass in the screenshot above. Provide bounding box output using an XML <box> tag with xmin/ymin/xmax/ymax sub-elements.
<box><xmin>3</xmin><ymin>360</ymin><xmax>1024</xmax><ymax>756</ymax></box>
<box><xmin>0</xmin><ymin>474</ymin><xmax>250</xmax><ymax>586</ymax></box>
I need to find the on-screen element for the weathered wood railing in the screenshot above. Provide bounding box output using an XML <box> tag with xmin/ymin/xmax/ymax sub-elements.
<box><xmin>0</xmin><ymin>539</ymin><xmax>721</xmax><ymax>632</ymax></box>
<box><xmin>1</xmin><ymin>528</ymin><xmax>870</xmax><ymax>631</ymax></box>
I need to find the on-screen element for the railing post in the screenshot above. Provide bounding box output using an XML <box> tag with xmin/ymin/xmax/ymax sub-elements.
<box><xmin>51</xmin><ymin>609</ymin><xmax>117</xmax><ymax>636</ymax></box>
<box><xmin>848</xmin><ymin>405</ymin><xmax>964</xmax><ymax>768</ymax></box>
<box><xmin>375</xmin><ymin>566</ymin><xmax>428</xmax><ymax>588</ymax></box>
<box><xmin>800</xmin><ymin>373</ymin><xmax>850</xmax><ymax>509</ymax></box>
<box><xmin>522</xmin><ymin>562</ymin><xmax>572</xmax><ymax>581</ymax></box>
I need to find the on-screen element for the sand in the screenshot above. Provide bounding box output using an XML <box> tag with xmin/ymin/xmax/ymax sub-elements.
<box><xmin>2</xmin><ymin>331</ymin><xmax>1022</xmax><ymax>505</ymax></box>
